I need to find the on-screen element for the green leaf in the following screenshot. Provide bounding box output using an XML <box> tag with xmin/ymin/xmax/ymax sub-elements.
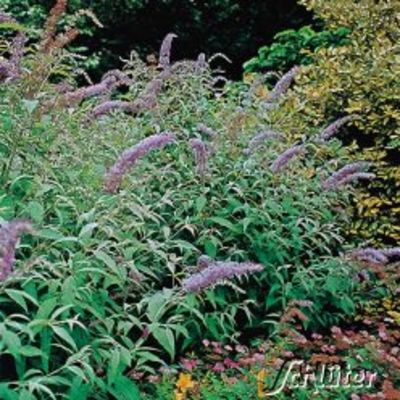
<box><xmin>26</xmin><ymin>201</ymin><xmax>44</xmax><ymax>223</ymax></box>
<box><xmin>19</xmin><ymin>346</ymin><xmax>46</xmax><ymax>358</ymax></box>
<box><xmin>52</xmin><ymin>326</ymin><xmax>77</xmax><ymax>351</ymax></box>
<box><xmin>110</xmin><ymin>376</ymin><xmax>141</xmax><ymax>400</ymax></box>
<box><xmin>151</xmin><ymin>326</ymin><xmax>175</xmax><ymax>361</ymax></box>
<box><xmin>111</xmin><ymin>376</ymin><xmax>142</xmax><ymax>400</ymax></box>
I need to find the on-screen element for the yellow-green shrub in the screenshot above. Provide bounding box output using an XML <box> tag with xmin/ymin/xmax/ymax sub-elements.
<box><xmin>266</xmin><ymin>0</ymin><xmax>399</xmax><ymax>244</ymax></box>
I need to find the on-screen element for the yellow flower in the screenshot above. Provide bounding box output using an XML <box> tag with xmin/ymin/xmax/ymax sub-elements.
<box><xmin>174</xmin><ymin>390</ymin><xmax>185</xmax><ymax>400</ymax></box>
<box><xmin>257</xmin><ymin>368</ymin><xmax>267</xmax><ymax>398</ymax></box>
<box><xmin>176</xmin><ymin>373</ymin><xmax>195</xmax><ymax>393</ymax></box>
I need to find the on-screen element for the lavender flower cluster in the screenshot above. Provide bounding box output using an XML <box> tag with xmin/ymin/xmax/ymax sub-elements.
<box><xmin>347</xmin><ymin>247</ymin><xmax>400</xmax><ymax>265</ymax></box>
<box><xmin>264</xmin><ymin>66</ymin><xmax>299</xmax><ymax>104</ymax></box>
<box><xmin>104</xmin><ymin>132</ymin><xmax>176</xmax><ymax>193</ymax></box>
<box><xmin>243</xmin><ymin>129</ymin><xmax>282</xmax><ymax>155</ymax></box>
<box><xmin>189</xmin><ymin>138</ymin><xmax>208</xmax><ymax>177</ymax></box>
<box><xmin>318</xmin><ymin>115</ymin><xmax>356</xmax><ymax>141</ymax></box>
<box><xmin>0</xmin><ymin>220</ymin><xmax>32</xmax><ymax>281</ymax></box>
<box><xmin>159</xmin><ymin>33</ymin><xmax>177</xmax><ymax>69</ymax></box>
<box><xmin>61</xmin><ymin>70</ymin><xmax>131</xmax><ymax>107</ymax></box>
<box><xmin>88</xmin><ymin>33</ymin><xmax>177</xmax><ymax>120</ymax></box>
<box><xmin>322</xmin><ymin>162</ymin><xmax>375</xmax><ymax>189</ymax></box>
<box><xmin>195</xmin><ymin>53</ymin><xmax>208</xmax><ymax>74</ymax></box>
<box><xmin>0</xmin><ymin>12</ymin><xmax>26</xmax><ymax>82</ymax></box>
<box><xmin>271</xmin><ymin>144</ymin><xmax>304</xmax><ymax>173</ymax></box>
<box><xmin>182</xmin><ymin>256</ymin><xmax>263</xmax><ymax>293</ymax></box>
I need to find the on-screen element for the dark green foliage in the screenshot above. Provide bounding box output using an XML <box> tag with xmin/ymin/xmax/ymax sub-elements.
<box><xmin>1</xmin><ymin>0</ymin><xmax>311</xmax><ymax>78</ymax></box>
<box><xmin>244</xmin><ymin>25</ymin><xmax>350</xmax><ymax>74</ymax></box>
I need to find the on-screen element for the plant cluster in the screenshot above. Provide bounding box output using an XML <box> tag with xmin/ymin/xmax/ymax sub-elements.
<box><xmin>252</xmin><ymin>0</ymin><xmax>399</xmax><ymax>245</ymax></box>
<box><xmin>243</xmin><ymin>25</ymin><xmax>350</xmax><ymax>74</ymax></box>
<box><xmin>0</xmin><ymin>1</ymin><xmax>397</xmax><ymax>398</ymax></box>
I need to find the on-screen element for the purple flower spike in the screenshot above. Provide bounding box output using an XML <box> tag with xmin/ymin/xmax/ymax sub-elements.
<box><xmin>62</xmin><ymin>70</ymin><xmax>131</xmax><ymax>106</ymax></box>
<box><xmin>159</xmin><ymin>33</ymin><xmax>177</xmax><ymax>69</ymax></box>
<box><xmin>265</xmin><ymin>66</ymin><xmax>299</xmax><ymax>103</ymax></box>
<box><xmin>195</xmin><ymin>53</ymin><xmax>207</xmax><ymax>74</ymax></box>
<box><xmin>182</xmin><ymin>258</ymin><xmax>263</xmax><ymax>293</ymax></box>
<box><xmin>0</xmin><ymin>220</ymin><xmax>33</xmax><ymax>281</ymax></box>
<box><xmin>318</xmin><ymin>115</ymin><xmax>356</xmax><ymax>141</ymax></box>
<box><xmin>104</xmin><ymin>132</ymin><xmax>176</xmax><ymax>193</ymax></box>
<box><xmin>336</xmin><ymin>172</ymin><xmax>376</xmax><ymax>187</ymax></box>
<box><xmin>347</xmin><ymin>248</ymin><xmax>388</xmax><ymax>265</ymax></box>
<box><xmin>322</xmin><ymin>162</ymin><xmax>372</xmax><ymax>189</ymax></box>
<box><xmin>189</xmin><ymin>138</ymin><xmax>208</xmax><ymax>177</ymax></box>
<box><xmin>89</xmin><ymin>72</ymin><xmax>168</xmax><ymax>120</ymax></box>
<box><xmin>244</xmin><ymin>130</ymin><xmax>282</xmax><ymax>155</ymax></box>
<box><xmin>348</xmin><ymin>247</ymin><xmax>400</xmax><ymax>265</ymax></box>
<box><xmin>271</xmin><ymin>144</ymin><xmax>304</xmax><ymax>173</ymax></box>
<box><xmin>0</xmin><ymin>12</ymin><xmax>26</xmax><ymax>82</ymax></box>
<box><xmin>382</xmin><ymin>247</ymin><xmax>400</xmax><ymax>260</ymax></box>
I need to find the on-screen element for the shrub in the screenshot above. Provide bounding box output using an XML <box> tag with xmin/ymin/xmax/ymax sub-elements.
<box><xmin>243</xmin><ymin>25</ymin><xmax>350</xmax><ymax>74</ymax></box>
<box><xmin>1</xmin><ymin>0</ymin><xmax>312</xmax><ymax>78</ymax></box>
<box><xmin>0</xmin><ymin>4</ymin><xmax>375</xmax><ymax>398</ymax></box>
<box><xmin>260</xmin><ymin>0</ymin><xmax>399</xmax><ymax>245</ymax></box>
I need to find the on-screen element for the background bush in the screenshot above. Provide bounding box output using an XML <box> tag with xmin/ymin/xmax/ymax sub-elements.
<box><xmin>258</xmin><ymin>0</ymin><xmax>399</xmax><ymax>245</ymax></box>
<box><xmin>243</xmin><ymin>25</ymin><xmax>350</xmax><ymax>74</ymax></box>
<box><xmin>0</xmin><ymin>9</ymin><xmax>367</xmax><ymax>396</ymax></box>
<box><xmin>1</xmin><ymin>0</ymin><xmax>311</xmax><ymax>78</ymax></box>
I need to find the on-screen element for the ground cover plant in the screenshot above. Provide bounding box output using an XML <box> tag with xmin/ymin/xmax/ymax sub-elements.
<box><xmin>0</xmin><ymin>1</ymin><xmax>398</xmax><ymax>399</ymax></box>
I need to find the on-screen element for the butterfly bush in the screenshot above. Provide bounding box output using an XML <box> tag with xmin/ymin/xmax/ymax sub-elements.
<box><xmin>318</xmin><ymin>115</ymin><xmax>356</xmax><ymax>141</ymax></box>
<box><xmin>322</xmin><ymin>162</ymin><xmax>373</xmax><ymax>189</ymax></box>
<box><xmin>0</xmin><ymin>220</ymin><xmax>32</xmax><ymax>281</ymax></box>
<box><xmin>89</xmin><ymin>63</ymin><xmax>171</xmax><ymax>120</ymax></box>
<box><xmin>0</xmin><ymin>12</ymin><xmax>26</xmax><ymax>82</ymax></box>
<box><xmin>335</xmin><ymin>172</ymin><xmax>376</xmax><ymax>187</ymax></box>
<box><xmin>271</xmin><ymin>144</ymin><xmax>304</xmax><ymax>173</ymax></box>
<box><xmin>189</xmin><ymin>138</ymin><xmax>208</xmax><ymax>177</ymax></box>
<box><xmin>195</xmin><ymin>53</ymin><xmax>207</xmax><ymax>74</ymax></box>
<box><xmin>243</xmin><ymin>130</ymin><xmax>282</xmax><ymax>155</ymax></box>
<box><xmin>159</xmin><ymin>33</ymin><xmax>177</xmax><ymax>68</ymax></box>
<box><xmin>61</xmin><ymin>70</ymin><xmax>131</xmax><ymax>106</ymax></box>
<box><xmin>182</xmin><ymin>257</ymin><xmax>263</xmax><ymax>293</ymax></box>
<box><xmin>347</xmin><ymin>247</ymin><xmax>400</xmax><ymax>265</ymax></box>
<box><xmin>104</xmin><ymin>132</ymin><xmax>176</xmax><ymax>193</ymax></box>
<box><xmin>347</xmin><ymin>248</ymin><xmax>389</xmax><ymax>265</ymax></box>
<box><xmin>264</xmin><ymin>66</ymin><xmax>299</xmax><ymax>103</ymax></box>
<box><xmin>382</xmin><ymin>247</ymin><xmax>400</xmax><ymax>258</ymax></box>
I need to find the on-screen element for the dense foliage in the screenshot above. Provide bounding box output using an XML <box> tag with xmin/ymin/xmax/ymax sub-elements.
<box><xmin>256</xmin><ymin>0</ymin><xmax>399</xmax><ymax>245</ymax></box>
<box><xmin>243</xmin><ymin>25</ymin><xmax>350</xmax><ymax>74</ymax></box>
<box><xmin>0</xmin><ymin>0</ymin><xmax>311</xmax><ymax>78</ymax></box>
<box><xmin>0</xmin><ymin>1</ymin><xmax>398</xmax><ymax>398</ymax></box>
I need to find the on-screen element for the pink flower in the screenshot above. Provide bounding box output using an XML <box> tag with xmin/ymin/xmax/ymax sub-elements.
<box><xmin>223</xmin><ymin>358</ymin><xmax>239</xmax><ymax>369</ymax></box>
<box><xmin>253</xmin><ymin>353</ymin><xmax>265</xmax><ymax>364</ymax></box>
<box><xmin>180</xmin><ymin>358</ymin><xmax>199</xmax><ymax>371</ymax></box>
<box><xmin>212</xmin><ymin>362</ymin><xmax>225</xmax><ymax>373</ymax></box>
<box><xmin>235</xmin><ymin>344</ymin><xmax>248</xmax><ymax>354</ymax></box>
